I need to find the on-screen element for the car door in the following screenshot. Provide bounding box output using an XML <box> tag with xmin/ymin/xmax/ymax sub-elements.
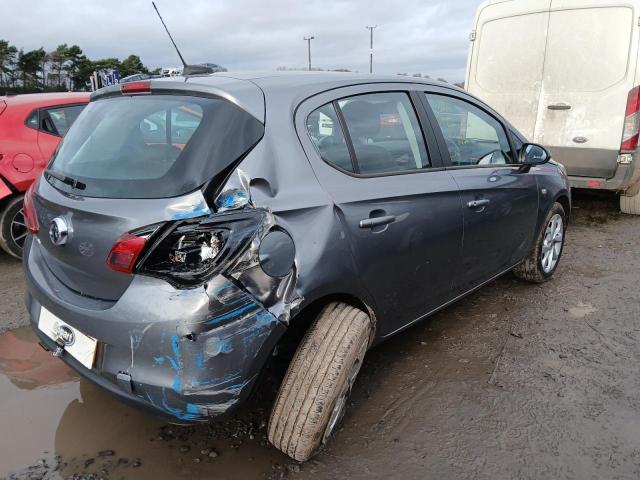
<box><xmin>298</xmin><ymin>86</ymin><xmax>464</xmax><ymax>337</ymax></box>
<box><xmin>421</xmin><ymin>90</ymin><xmax>539</xmax><ymax>295</ymax></box>
<box><xmin>36</xmin><ymin>104</ymin><xmax>85</xmax><ymax>164</ymax></box>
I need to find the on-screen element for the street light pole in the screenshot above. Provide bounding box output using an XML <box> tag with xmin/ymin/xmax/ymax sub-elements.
<box><xmin>366</xmin><ymin>25</ymin><xmax>377</xmax><ymax>74</ymax></box>
<box><xmin>303</xmin><ymin>36</ymin><xmax>314</xmax><ymax>71</ymax></box>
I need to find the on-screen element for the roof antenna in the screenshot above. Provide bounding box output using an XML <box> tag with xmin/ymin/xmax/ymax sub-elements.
<box><xmin>151</xmin><ymin>1</ymin><xmax>212</xmax><ymax>76</ymax></box>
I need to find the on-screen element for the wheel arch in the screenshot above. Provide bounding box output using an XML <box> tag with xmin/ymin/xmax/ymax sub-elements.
<box><xmin>554</xmin><ymin>193</ymin><xmax>571</xmax><ymax>224</ymax></box>
<box><xmin>275</xmin><ymin>292</ymin><xmax>377</xmax><ymax>361</ymax></box>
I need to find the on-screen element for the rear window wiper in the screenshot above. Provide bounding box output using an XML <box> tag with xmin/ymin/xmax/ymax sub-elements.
<box><xmin>44</xmin><ymin>169</ymin><xmax>86</xmax><ymax>190</ymax></box>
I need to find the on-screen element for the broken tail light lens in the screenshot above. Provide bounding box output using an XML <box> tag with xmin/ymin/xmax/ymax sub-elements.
<box><xmin>137</xmin><ymin>209</ymin><xmax>267</xmax><ymax>287</ymax></box>
<box><xmin>23</xmin><ymin>182</ymin><xmax>39</xmax><ymax>235</ymax></box>
<box><xmin>106</xmin><ymin>232</ymin><xmax>147</xmax><ymax>274</ymax></box>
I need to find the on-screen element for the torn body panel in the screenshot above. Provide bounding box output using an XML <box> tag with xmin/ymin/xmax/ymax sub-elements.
<box><xmin>213</xmin><ymin>126</ymin><xmax>377</xmax><ymax>329</ymax></box>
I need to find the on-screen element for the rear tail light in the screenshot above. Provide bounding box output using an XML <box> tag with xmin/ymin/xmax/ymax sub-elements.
<box><xmin>0</xmin><ymin>100</ymin><xmax>6</xmax><ymax>116</ymax></box>
<box><xmin>106</xmin><ymin>233</ymin><xmax>147</xmax><ymax>274</ymax></box>
<box><xmin>23</xmin><ymin>183</ymin><xmax>39</xmax><ymax>235</ymax></box>
<box><xmin>621</xmin><ymin>86</ymin><xmax>640</xmax><ymax>152</ymax></box>
<box><xmin>120</xmin><ymin>80</ymin><xmax>151</xmax><ymax>94</ymax></box>
<box><xmin>137</xmin><ymin>210</ymin><xmax>266</xmax><ymax>287</ymax></box>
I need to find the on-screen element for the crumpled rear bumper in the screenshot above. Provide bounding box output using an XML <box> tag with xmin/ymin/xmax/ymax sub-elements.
<box><xmin>24</xmin><ymin>237</ymin><xmax>286</xmax><ymax>422</ymax></box>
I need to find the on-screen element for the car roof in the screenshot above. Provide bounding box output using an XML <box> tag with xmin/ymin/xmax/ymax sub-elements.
<box><xmin>2</xmin><ymin>92</ymin><xmax>90</xmax><ymax>109</ymax></box>
<box><xmin>186</xmin><ymin>70</ymin><xmax>458</xmax><ymax>94</ymax></box>
<box><xmin>147</xmin><ymin>71</ymin><xmax>463</xmax><ymax>121</ymax></box>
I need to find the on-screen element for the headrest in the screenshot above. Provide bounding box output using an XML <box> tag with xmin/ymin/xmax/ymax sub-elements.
<box><xmin>341</xmin><ymin>101</ymin><xmax>380</xmax><ymax>140</ymax></box>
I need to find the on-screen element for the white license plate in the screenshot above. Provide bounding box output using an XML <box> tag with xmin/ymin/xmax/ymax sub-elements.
<box><xmin>38</xmin><ymin>307</ymin><xmax>97</xmax><ymax>369</ymax></box>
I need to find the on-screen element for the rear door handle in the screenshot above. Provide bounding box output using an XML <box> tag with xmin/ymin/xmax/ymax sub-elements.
<box><xmin>467</xmin><ymin>199</ymin><xmax>490</xmax><ymax>209</ymax></box>
<box><xmin>547</xmin><ymin>103</ymin><xmax>571</xmax><ymax>111</ymax></box>
<box><xmin>359</xmin><ymin>215</ymin><xmax>396</xmax><ymax>229</ymax></box>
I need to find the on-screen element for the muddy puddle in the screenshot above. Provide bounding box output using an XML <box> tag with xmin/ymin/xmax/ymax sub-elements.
<box><xmin>0</xmin><ymin>327</ymin><xmax>295</xmax><ymax>480</ymax></box>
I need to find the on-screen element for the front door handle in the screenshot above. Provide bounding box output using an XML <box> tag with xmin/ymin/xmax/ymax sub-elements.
<box><xmin>359</xmin><ymin>215</ymin><xmax>396</xmax><ymax>229</ymax></box>
<box><xmin>547</xmin><ymin>103</ymin><xmax>571</xmax><ymax>111</ymax></box>
<box><xmin>467</xmin><ymin>199</ymin><xmax>490</xmax><ymax>209</ymax></box>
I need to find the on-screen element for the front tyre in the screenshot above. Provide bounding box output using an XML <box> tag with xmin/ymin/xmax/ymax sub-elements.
<box><xmin>0</xmin><ymin>195</ymin><xmax>26</xmax><ymax>259</ymax></box>
<box><xmin>513</xmin><ymin>202</ymin><xmax>566</xmax><ymax>283</ymax></box>
<box><xmin>268</xmin><ymin>302</ymin><xmax>371</xmax><ymax>462</ymax></box>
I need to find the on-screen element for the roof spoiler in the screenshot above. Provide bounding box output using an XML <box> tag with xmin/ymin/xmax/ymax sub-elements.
<box><xmin>182</xmin><ymin>64</ymin><xmax>214</xmax><ymax>76</ymax></box>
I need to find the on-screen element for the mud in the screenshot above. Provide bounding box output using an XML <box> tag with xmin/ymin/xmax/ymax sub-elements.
<box><xmin>1</xmin><ymin>191</ymin><xmax>640</xmax><ymax>479</ymax></box>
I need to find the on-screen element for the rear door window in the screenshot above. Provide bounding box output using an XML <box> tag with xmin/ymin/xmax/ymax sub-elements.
<box><xmin>48</xmin><ymin>95</ymin><xmax>264</xmax><ymax>198</ymax></box>
<box><xmin>338</xmin><ymin>92</ymin><xmax>429</xmax><ymax>174</ymax></box>
<box><xmin>42</xmin><ymin>105</ymin><xmax>85</xmax><ymax>136</ymax></box>
<box><xmin>306</xmin><ymin>103</ymin><xmax>354</xmax><ymax>172</ymax></box>
<box><xmin>426</xmin><ymin>94</ymin><xmax>513</xmax><ymax>166</ymax></box>
<box><xmin>307</xmin><ymin>92</ymin><xmax>430</xmax><ymax>175</ymax></box>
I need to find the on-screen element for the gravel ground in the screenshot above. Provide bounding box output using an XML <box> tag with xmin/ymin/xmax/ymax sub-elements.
<box><xmin>1</xmin><ymin>191</ymin><xmax>639</xmax><ymax>480</ymax></box>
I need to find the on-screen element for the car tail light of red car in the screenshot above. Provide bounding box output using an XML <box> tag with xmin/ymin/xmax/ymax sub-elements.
<box><xmin>23</xmin><ymin>183</ymin><xmax>39</xmax><ymax>235</ymax></box>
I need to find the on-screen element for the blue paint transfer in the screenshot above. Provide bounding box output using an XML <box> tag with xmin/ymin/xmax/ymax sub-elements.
<box><xmin>168</xmin><ymin>335</ymin><xmax>183</xmax><ymax>393</ymax></box>
<box><xmin>153</xmin><ymin>356</ymin><xmax>165</xmax><ymax>366</ymax></box>
<box><xmin>159</xmin><ymin>388</ymin><xmax>203</xmax><ymax>421</ymax></box>
<box><xmin>171</xmin><ymin>202</ymin><xmax>212</xmax><ymax>220</ymax></box>
<box><xmin>206</xmin><ymin>301</ymin><xmax>257</xmax><ymax>326</ymax></box>
<box><xmin>215</xmin><ymin>189</ymin><xmax>249</xmax><ymax>210</ymax></box>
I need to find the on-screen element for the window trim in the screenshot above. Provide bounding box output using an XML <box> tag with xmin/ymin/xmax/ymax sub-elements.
<box><xmin>305</xmin><ymin>89</ymin><xmax>441</xmax><ymax>179</ymax></box>
<box><xmin>418</xmin><ymin>91</ymin><xmax>522</xmax><ymax>170</ymax></box>
<box><xmin>332</xmin><ymin>100</ymin><xmax>360</xmax><ymax>174</ymax></box>
<box><xmin>24</xmin><ymin>103</ymin><xmax>88</xmax><ymax>138</ymax></box>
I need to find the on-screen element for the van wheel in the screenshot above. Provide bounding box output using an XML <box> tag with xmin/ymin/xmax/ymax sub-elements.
<box><xmin>620</xmin><ymin>190</ymin><xmax>640</xmax><ymax>215</ymax></box>
<box><xmin>268</xmin><ymin>302</ymin><xmax>371</xmax><ymax>462</ymax></box>
<box><xmin>513</xmin><ymin>202</ymin><xmax>566</xmax><ymax>283</ymax></box>
<box><xmin>0</xmin><ymin>195</ymin><xmax>26</xmax><ymax>259</ymax></box>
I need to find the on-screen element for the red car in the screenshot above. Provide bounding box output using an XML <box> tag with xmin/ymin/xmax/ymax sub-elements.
<box><xmin>0</xmin><ymin>92</ymin><xmax>89</xmax><ymax>258</ymax></box>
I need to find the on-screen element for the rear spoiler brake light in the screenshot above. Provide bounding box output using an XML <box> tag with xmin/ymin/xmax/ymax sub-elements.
<box><xmin>120</xmin><ymin>80</ymin><xmax>151</xmax><ymax>94</ymax></box>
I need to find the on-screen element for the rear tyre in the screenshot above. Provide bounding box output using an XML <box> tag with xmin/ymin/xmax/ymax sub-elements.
<box><xmin>0</xmin><ymin>195</ymin><xmax>26</xmax><ymax>259</ymax></box>
<box><xmin>268</xmin><ymin>302</ymin><xmax>371</xmax><ymax>462</ymax></box>
<box><xmin>513</xmin><ymin>202</ymin><xmax>566</xmax><ymax>283</ymax></box>
<box><xmin>620</xmin><ymin>190</ymin><xmax>640</xmax><ymax>215</ymax></box>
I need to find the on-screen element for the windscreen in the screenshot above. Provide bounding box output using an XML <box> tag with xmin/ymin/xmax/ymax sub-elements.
<box><xmin>47</xmin><ymin>94</ymin><xmax>264</xmax><ymax>198</ymax></box>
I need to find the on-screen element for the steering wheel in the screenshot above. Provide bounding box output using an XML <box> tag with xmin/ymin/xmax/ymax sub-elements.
<box><xmin>445</xmin><ymin>139</ymin><xmax>462</xmax><ymax>164</ymax></box>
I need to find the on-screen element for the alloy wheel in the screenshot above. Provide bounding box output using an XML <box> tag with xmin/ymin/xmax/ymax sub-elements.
<box><xmin>10</xmin><ymin>207</ymin><xmax>28</xmax><ymax>250</ymax></box>
<box><xmin>541</xmin><ymin>213</ymin><xmax>563</xmax><ymax>273</ymax></box>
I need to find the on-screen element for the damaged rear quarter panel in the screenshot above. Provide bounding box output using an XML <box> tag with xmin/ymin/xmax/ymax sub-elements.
<box><xmin>97</xmin><ymin>275</ymin><xmax>286</xmax><ymax>421</ymax></box>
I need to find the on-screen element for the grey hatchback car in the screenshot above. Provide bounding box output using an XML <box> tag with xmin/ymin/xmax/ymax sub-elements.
<box><xmin>23</xmin><ymin>72</ymin><xmax>570</xmax><ymax>462</ymax></box>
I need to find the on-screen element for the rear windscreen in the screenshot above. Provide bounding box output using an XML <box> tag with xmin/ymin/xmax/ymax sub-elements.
<box><xmin>47</xmin><ymin>94</ymin><xmax>264</xmax><ymax>198</ymax></box>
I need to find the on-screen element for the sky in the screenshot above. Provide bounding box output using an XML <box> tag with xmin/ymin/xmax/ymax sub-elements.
<box><xmin>4</xmin><ymin>0</ymin><xmax>483</xmax><ymax>82</ymax></box>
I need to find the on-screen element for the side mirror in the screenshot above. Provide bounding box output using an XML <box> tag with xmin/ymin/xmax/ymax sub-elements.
<box><xmin>519</xmin><ymin>143</ymin><xmax>551</xmax><ymax>166</ymax></box>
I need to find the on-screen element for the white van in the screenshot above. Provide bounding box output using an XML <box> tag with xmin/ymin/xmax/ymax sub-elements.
<box><xmin>466</xmin><ymin>0</ymin><xmax>640</xmax><ymax>213</ymax></box>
